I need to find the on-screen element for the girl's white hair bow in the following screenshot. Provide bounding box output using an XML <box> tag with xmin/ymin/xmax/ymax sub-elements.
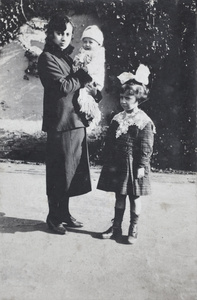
<box><xmin>117</xmin><ymin>64</ymin><xmax>150</xmax><ymax>85</ymax></box>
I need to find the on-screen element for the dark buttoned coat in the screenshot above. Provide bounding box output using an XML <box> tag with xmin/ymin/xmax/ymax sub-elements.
<box><xmin>97</xmin><ymin>110</ymin><xmax>155</xmax><ymax>196</ymax></box>
<box><xmin>38</xmin><ymin>43</ymin><xmax>91</xmax><ymax>197</ymax></box>
<box><xmin>38</xmin><ymin>44</ymin><xmax>85</xmax><ymax>132</ymax></box>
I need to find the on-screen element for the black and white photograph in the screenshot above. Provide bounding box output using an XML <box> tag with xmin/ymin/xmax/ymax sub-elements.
<box><xmin>0</xmin><ymin>0</ymin><xmax>196</xmax><ymax>299</ymax></box>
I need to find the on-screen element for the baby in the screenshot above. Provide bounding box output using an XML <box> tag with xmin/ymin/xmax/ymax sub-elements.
<box><xmin>73</xmin><ymin>25</ymin><xmax>105</xmax><ymax>128</ymax></box>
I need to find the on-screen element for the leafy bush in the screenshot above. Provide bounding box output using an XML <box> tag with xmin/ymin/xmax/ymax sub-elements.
<box><xmin>87</xmin><ymin>125</ymin><xmax>108</xmax><ymax>165</ymax></box>
<box><xmin>0</xmin><ymin>0</ymin><xmax>196</xmax><ymax>171</ymax></box>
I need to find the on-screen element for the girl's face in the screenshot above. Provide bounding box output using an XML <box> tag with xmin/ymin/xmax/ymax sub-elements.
<box><xmin>120</xmin><ymin>91</ymin><xmax>138</xmax><ymax>112</ymax></box>
<box><xmin>82</xmin><ymin>37</ymin><xmax>99</xmax><ymax>51</ymax></box>
<box><xmin>52</xmin><ymin>22</ymin><xmax>73</xmax><ymax>50</ymax></box>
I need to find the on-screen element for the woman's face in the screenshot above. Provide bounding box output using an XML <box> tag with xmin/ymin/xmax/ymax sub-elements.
<box><xmin>52</xmin><ymin>22</ymin><xmax>73</xmax><ymax>50</ymax></box>
<box><xmin>120</xmin><ymin>90</ymin><xmax>138</xmax><ymax>112</ymax></box>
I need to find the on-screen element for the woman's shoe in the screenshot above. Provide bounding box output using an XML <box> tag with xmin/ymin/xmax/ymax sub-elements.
<box><xmin>46</xmin><ymin>216</ymin><xmax>66</xmax><ymax>235</ymax></box>
<box><xmin>62</xmin><ymin>215</ymin><xmax>83</xmax><ymax>228</ymax></box>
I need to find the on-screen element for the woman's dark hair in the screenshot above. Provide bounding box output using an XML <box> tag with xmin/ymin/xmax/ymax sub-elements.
<box><xmin>46</xmin><ymin>12</ymin><xmax>74</xmax><ymax>40</ymax></box>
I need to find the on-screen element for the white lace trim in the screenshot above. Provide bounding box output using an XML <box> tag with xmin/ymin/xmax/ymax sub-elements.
<box><xmin>112</xmin><ymin>109</ymin><xmax>155</xmax><ymax>138</ymax></box>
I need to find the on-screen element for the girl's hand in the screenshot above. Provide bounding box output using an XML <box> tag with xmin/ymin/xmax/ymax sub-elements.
<box><xmin>137</xmin><ymin>168</ymin><xmax>145</xmax><ymax>179</ymax></box>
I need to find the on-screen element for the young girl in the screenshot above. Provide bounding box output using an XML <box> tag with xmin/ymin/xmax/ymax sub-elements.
<box><xmin>73</xmin><ymin>25</ymin><xmax>105</xmax><ymax>129</ymax></box>
<box><xmin>97</xmin><ymin>64</ymin><xmax>155</xmax><ymax>244</ymax></box>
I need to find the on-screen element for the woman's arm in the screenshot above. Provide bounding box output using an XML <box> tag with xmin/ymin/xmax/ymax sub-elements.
<box><xmin>38</xmin><ymin>52</ymin><xmax>92</xmax><ymax>95</ymax></box>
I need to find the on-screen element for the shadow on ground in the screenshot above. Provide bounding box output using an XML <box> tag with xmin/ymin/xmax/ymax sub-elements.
<box><xmin>68</xmin><ymin>227</ymin><xmax>130</xmax><ymax>245</ymax></box>
<box><xmin>0</xmin><ymin>212</ymin><xmax>101</xmax><ymax>237</ymax></box>
<box><xmin>0</xmin><ymin>212</ymin><xmax>130</xmax><ymax>244</ymax></box>
<box><xmin>0</xmin><ymin>212</ymin><xmax>47</xmax><ymax>234</ymax></box>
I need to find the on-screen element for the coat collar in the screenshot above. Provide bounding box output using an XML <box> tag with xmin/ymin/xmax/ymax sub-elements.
<box><xmin>43</xmin><ymin>41</ymin><xmax>74</xmax><ymax>65</ymax></box>
<box><xmin>113</xmin><ymin>109</ymin><xmax>156</xmax><ymax>138</ymax></box>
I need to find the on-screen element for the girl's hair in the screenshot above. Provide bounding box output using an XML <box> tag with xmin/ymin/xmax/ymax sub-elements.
<box><xmin>120</xmin><ymin>80</ymin><xmax>149</xmax><ymax>102</ymax></box>
<box><xmin>46</xmin><ymin>12</ymin><xmax>74</xmax><ymax>41</ymax></box>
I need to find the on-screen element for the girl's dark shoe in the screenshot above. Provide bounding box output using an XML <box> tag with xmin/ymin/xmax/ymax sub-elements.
<box><xmin>46</xmin><ymin>216</ymin><xmax>66</xmax><ymax>235</ymax></box>
<box><xmin>62</xmin><ymin>215</ymin><xmax>83</xmax><ymax>228</ymax></box>
<box><xmin>102</xmin><ymin>207</ymin><xmax>125</xmax><ymax>240</ymax></box>
<box><xmin>102</xmin><ymin>225</ymin><xmax>122</xmax><ymax>240</ymax></box>
<box><xmin>101</xmin><ymin>217</ymin><xmax>122</xmax><ymax>240</ymax></box>
<box><xmin>128</xmin><ymin>212</ymin><xmax>139</xmax><ymax>244</ymax></box>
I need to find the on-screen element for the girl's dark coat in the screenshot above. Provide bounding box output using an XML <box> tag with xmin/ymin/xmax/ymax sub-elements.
<box><xmin>38</xmin><ymin>43</ymin><xmax>91</xmax><ymax>197</ymax></box>
<box><xmin>97</xmin><ymin>119</ymin><xmax>154</xmax><ymax>196</ymax></box>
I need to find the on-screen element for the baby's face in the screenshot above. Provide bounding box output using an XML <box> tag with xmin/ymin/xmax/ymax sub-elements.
<box><xmin>82</xmin><ymin>37</ymin><xmax>99</xmax><ymax>51</ymax></box>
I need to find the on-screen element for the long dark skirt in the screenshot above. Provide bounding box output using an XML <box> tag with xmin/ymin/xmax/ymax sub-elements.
<box><xmin>46</xmin><ymin>128</ymin><xmax>91</xmax><ymax>201</ymax></box>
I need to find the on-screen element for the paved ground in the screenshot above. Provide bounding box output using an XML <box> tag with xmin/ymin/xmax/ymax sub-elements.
<box><xmin>0</xmin><ymin>161</ymin><xmax>196</xmax><ymax>300</ymax></box>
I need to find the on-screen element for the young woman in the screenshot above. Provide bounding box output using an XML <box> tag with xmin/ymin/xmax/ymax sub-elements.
<box><xmin>38</xmin><ymin>12</ymin><xmax>96</xmax><ymax>234</ymax></box>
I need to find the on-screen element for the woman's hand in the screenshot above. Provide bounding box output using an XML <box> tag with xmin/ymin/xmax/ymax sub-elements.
<box><xmin>74</xmin><ymin>68</ymin><xmax>92</xmax><ymax>87</ymax></box>
<box><xmin>137</xmin><ymin>167</ymin><xmax>145</xmax><ymax>179</ymax></box>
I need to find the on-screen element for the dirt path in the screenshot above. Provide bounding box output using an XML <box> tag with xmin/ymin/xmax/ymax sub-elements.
<box><xmin>0</xmin><ymin>161</ymin><xmax>196</xmax><ymax>300</ymax></box>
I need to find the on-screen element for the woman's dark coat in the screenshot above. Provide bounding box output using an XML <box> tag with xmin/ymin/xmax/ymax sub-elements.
<box><xmin>38</xmin><ymin>43</ymin><xmax>92</xmax><ymax>197</ymax></box>
<box><xmin>38</xmin><ymin>44</ymin><xmax>88</xmax><ymax>132</ymax></box>
<box><xmin>97</xmin><ymin>116</ymin><xmax>155</xmax><ymax>196</ymax></box>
